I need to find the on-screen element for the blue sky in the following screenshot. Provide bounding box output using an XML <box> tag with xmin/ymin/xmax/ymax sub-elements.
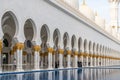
<box><xmin>79</xmin><ymin>0</ymin><xmax>120</xmax><ymax>24</ymax></box>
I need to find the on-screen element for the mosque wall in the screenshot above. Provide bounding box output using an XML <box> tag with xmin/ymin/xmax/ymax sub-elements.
<box><xmin>0</xmin><ymin>0</ymin><xmax>120</xmax><ymax>52</ymax></box>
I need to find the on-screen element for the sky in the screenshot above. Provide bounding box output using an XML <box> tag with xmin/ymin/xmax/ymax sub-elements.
<box><xmin>79</xmin><ymin>0</ymin><xmax>120</xmax><ymax>25</ymax></box>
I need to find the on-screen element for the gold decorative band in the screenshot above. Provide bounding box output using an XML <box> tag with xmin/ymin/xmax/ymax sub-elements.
<box><xmin>58</xmin><ymin>49</ymin><xmax>64</xmax><ymax>54</ymax></box>
<box><xmin>66</xmin><ymin>50</ymin><xmax>71</xmax><ymax>55</ymax></box>
<box><xmin>15</xmin><ymin>43</ymin><xmax>24</xmax><ymax>50</ymax></box>
<box><xmin>33</xmin><ymin>45</ymin><xmax>41</xmax><ymax>52</ymax></box>
<box><xmin>74</xmin><ymin>51</ymin><xmax>78</xmax><ymax>56</ymax></box>
<box><xmin>48</xmin><ymin>48</ymin><xmax>53</xmax><ymax>53</ymax></box>
<box><xmin>78</xmin><ymin>52</ymin><xmax>84</xmax><ymax>57</ymax></box>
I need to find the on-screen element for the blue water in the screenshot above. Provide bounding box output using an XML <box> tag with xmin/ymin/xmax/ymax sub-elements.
<box><xmin>0</xmin><ymin>68</ymin><xmax>120</xmax><ymax>80</ymax></box>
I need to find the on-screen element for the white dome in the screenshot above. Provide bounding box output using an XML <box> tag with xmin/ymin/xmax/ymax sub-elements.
<box><xmin>95</xmin><ymin>14</ymin><xmax>105</xmax><ymax>29</ymax></box>
<box><xmin>79</xmin><ymin>4</ymin><xmax>95</xmax><ymax>21</ymax></box>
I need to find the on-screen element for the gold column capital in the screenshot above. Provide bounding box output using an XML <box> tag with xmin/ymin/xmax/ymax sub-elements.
<box><xmin>89</xmin><ymin>54</ymin><xmax>93</xmax><ymax>57</ymax></box>
<box><xmin>83</xmin><ymin>52</ymin><xmax>88</xmax><ymax>57</ymax></box>
<box><xmin>52</xmin><ymin>50</ymin><xmax>55</xmax><ymax>55</ymax></box>
<box><xmin>78</xmin><ymin>52</ymin><xmax>84</xmax><ymax>57</ymax></box>
<box><xmin>66</xmin><ymin>50</ymin><xmax>71</xmax><ymax>55</ymax></box>
<box><xmin>48</xmin><ymin>48</ymin><xmax>53</xmax><ymax>53</ymax></box>
<box><xmin>33</xmin><ymin>45</ymin><xmax>41</xmax><ymax>52</ymax></box>
<box><xmin>92</xmin><ymin>54</ymin><xmax>96</xmax><ymax>58</ymax></box>
<box><xmin>74</xmin><ymin>51</ymin><xmax>78</xmax><ymax>56</ymax></box>
<box><xmin>15</xmin><ymin>43</ymin><xmax>24</xmax><ymax>50</ymax></box>
<box><xmin>58</xmin><ymin>49</ymin><xmax>64</xmax><ymax>54</ymax></box>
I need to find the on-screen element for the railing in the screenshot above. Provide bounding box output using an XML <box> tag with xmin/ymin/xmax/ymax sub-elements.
<box><xmin>1</xmin><ymin>63</ymin><xmax>49</xmax><ymax>72</ymax></box>
<box><xmin>2</xmin><ymin>64</ymin><xmax>15</xmax><ymax>72</ymax></box>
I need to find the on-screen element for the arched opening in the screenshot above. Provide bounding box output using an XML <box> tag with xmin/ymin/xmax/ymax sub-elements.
<box><xmin>24</xmin><ymin>19</ymin><xmax>36</xmax><ymax>41</ymax></box>
<box><xmin>78</xmin><ymin>37</ymin><xmax>82</xmax><ymax>52</ymax></box>
<box><xmin>1</xmin><ymin>11</ymin><xmax>18</xmax><ymax>38</ymax></box>
<box><xmin>63</xmin><ymin>32</ymin><xmax>69</xmax><ymax>48</ymax></box>
<box><xmin>23</xmin><ymin>19</ymin><xmax>36</xmax><ymax>70</ymax></box>
<box><xmin>53</xmin><ymin>28</ymin><xmax>61</xmax><ymax>68</ymax></box>
<box><xmin>1</xmin><ymin>11</ymin><xmax>18</xmax><ymax>71</ymax></box>
<box><xmin>89</xmin><ymin>41</ymin><xmax>92</xmax><ymax>52</ymax></box>
<box><xmin>63</xmin><ymin>32</ymin><xmax>69</xmax><ymax>67</ymax></box>
<box><xmin>84</xmin><ymin>39</ymin><xmax>88</xmax><ymax>53</ymax></box>
<box><xmin>93</xmin><ymin>43</ymin><xmax>96</xmax><ymax>53</ymax></box>
<box><xmin>2</xmin><ymin>34</ymin><xmax>12</xmax><ymax>65</ymax></box>
<box><xmin>96</xmin><ymin>44</ymin><xmax>99</xmax><ymax>54</ymax></box>
<box><xmin>3</xmin><ymin>38</ymin><xmax>9</xmax><ymax>47</ymax></box>
<box><xmin>40</xmin><ymin>24</ymin><xmax>50</xmax><ymax>68</ymax></box>
<box><xmin>71</xmin><ymin>35</ymin><xmax>76</xmax><ymax>49</ymax></box>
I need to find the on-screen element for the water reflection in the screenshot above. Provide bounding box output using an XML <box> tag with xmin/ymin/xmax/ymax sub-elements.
<box><xmin>0</xmin><ymin>68</ymin><xmax>120</xmax><ymax>80</ymax></box>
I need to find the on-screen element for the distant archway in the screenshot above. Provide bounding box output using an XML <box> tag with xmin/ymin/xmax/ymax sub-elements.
<box><xmin>63</xmin><ymin>32</ymin><xmax>69</xmax><ymax>48</ymax></box>
<box><xmin>84</xmin><ymin>39</ymin><xmax>88</xmax><ymax>52</ymax></box>
<box><xmin>1</xmin><ymin>11</ymin><xmax>18</xmax><ymax>38</ymax></box>
<box><xmin>53</xmin><ymin>29</ymin><xmax>61</xmax><ymax>47</ymax></box>
<box><xmin>71</xmin><ymin>35</ymin><xmax>76</xmax><ymax>49</ymax></box>
<box><xmin>40</xmin><ymin>24</ymin><xmax>50</xmax><ymax>68</ymax></box>
<box><xmin>78</xmin><ymin>37</ymin><xmax>83</xmax><ymax>52</ymax></box>
<box><xmin>24</xmin><ymin>19</ymin><xmax>36</xmax><ymax>41</ymax></box>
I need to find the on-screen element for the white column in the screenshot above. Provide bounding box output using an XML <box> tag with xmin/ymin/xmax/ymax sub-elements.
<box><xmin>48</xmin><ymin>48</ymin><xmax>53</xmax><ymax>69</ymax></box>
<box><xmin>86</xmin><ymin>56</ymin><xmax>88</xmax><ymax>67</ymax></box>
<box><xmin>41</xmin><ymin>55</ymin><xmax>43</xmax><ymax>68</ymax></box>
<box><xmin>16</xmin><ymin>49</ymin><xmax>23</xmax><ymax>71</ymax></box>
<box><xmin>90</xmin><ymin>57</ymin><xmax>93</xmax><ymax>67</ymax></box>
<box><xmin>34</xmin><ymin>50</ymin><xmax>40</xmax><ymax>70</ymax></box>
<box><xmin>67</xmin><ymin>54</ymin><xmax>71</xmax><ymax>68</ymax></box>
<box><xmin>102</xmin><ymin>58</ymin><xmax>104</xmax><ymax>66</ymax></box>
<box><xmin>34</xmin><ymin>45</ymin><xmax>40</xmax><ymax>70</ymax></box>
<box><xmin>16</xmin><ymin>43</ymin><xmax>24</xmax><ymax>71</ymax></box>
<box><xmin>80</xmin><ymin>55</ymin><xmax>84</xmax><ymax>67</ymax></box>
<box><xmin>97</xmin><ymin>57</ymin><xmax>100</xmax><ymax>66</ymax></box>
<box><xmin>59</xmin><ymin>49</ymin><xmax>63</xmax><ymax>68</ymax></box>
<box><xmin>94</xmin><ymin>57</ymin><xmax>96</xmax><ymax>67</ymax></box>
<box><xmin>104</xmin><ymin>58</ymin><xmax>105</xmax><ymax>66</ymax></box>
<box><xmin>74</xmin><ymin>55</ymin><xmax>78</xmax><ymax>68</ymax></box>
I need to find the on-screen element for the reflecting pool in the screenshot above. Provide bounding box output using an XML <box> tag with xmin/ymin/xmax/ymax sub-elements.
<box><xmin>0</xmin><ymin>68</ymin><xmax>120</xmax><ymax>80</ymax></box>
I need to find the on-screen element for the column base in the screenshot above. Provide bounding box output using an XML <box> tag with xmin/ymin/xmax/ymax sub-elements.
<box><xmin>67</xmin><ymin>67</ymin><xmax>71</xmax><ymax>68</ymax></box>
<box><xmin>0</xmin><ymin>67</ymin><xmax>2</xmax><ymax>73</ymax></box>
<box><xmin>16</xmin><ymin>68</ymin><xmax>24</xmax><ymax>72</ymax></box>
<box><xmin>47</xmin><ymin>68</ymin><xmax>53</xmax><ymax>70</ymax></box>
<box><xmin>34</xmin><ymin>68</ymin><xmax>40</xmax><ymax>70</ymax></box>
<box><xmin>74</xmin><ymin>66</ymin><xmax>78</xmax><ymax>68</ymax></box>
<box><xmin>58</xmin><ymin>66</ymin><xmax>64</xmax><ymax>69</ymax></box>
<box><xmin>34</xmin><ymin>65</ymin><xmax>40</xmax><ymax>70</ymax></box>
